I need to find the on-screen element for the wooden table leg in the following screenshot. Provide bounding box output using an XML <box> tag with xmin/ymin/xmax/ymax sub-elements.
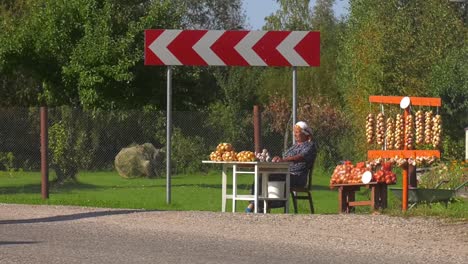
<box><xmin>338</xmin><ymin>187</ymin><xmax>346</xmax><ymax>213</ymax></box>
<box><xmin>222</xmin><ymin>165</ymin><xmax>227</xmax><ymax>212</ymax></box>
<box><xmin>382</xmin><ymin>185</ymin><xmax>387</xmax><ymax>208</ymax></box>
<box><xmin>371</xmin><ymin>185</ymin><xmax>377</xmax><ymax>209</ymax></box>
<box><xmin>346</xmin><ymin>189</ymin><xmax>355</xmax><ymax>213</ymax></box>
<box><xmin>372</xmin><ymin>184</ymin><xmax>388</xmax><ymax>210</ymax></box>
<box><xmin>339</xmin><ymin>187</ymin><xmax>356</xmax><ymax>213</ymax></box>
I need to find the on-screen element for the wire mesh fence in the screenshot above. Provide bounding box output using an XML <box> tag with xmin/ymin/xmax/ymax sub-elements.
<box><xmin>0</xmin><ymin>106</ymin><xmax>358</xmax><ymax>176</ymax></box>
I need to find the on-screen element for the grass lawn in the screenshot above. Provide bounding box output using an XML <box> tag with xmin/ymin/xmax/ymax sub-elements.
<box><xmin>0</xmin><ymin>168</ymin><xmax>466</xmax><ymax>218</ymax></box>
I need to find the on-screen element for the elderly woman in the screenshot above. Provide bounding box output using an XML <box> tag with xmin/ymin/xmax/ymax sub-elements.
<box><xmin>245</xmin><ymin>121</ymin><xmax>318</xmax><ymax>213</ymax></box>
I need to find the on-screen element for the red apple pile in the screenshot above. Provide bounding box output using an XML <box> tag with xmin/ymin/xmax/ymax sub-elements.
<box><xmin>372</xmin><ymin>162</ymin><xmax>396</xmax><ymax>184</ymax></box>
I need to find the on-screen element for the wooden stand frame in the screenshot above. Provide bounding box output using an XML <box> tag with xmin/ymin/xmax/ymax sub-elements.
<box><xmin>367</xmin><ymin>96</ymin><xmax>441</xmax><ymax>211</ymax></box>
<box><xmin>332</xmin><ymin>183</ymin><xmax>388</xmax><ymax>213</ymax></box>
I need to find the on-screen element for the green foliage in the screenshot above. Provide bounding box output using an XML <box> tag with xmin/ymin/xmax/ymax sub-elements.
<box><xmin>49</xmin><ymin>121</ymin><xmax>79</xmax><ymax>182</ymax></box>
<box><xmin>339</xmin><ymin>0</ymin><xmax>466</xmax><ymax>157</ymax></box>
<box><xmin>441</xmin><ymin>135</ymin><xmax>465</xmax><ymax>161</ymax></box>
<box><xmin>178</xmin><ymin>0</ymin><xmax>245</xmax><ymax>30</ymax></box>
<box><xmin>62</xmin><ymin>0</ymin><xmax>183</xmax><ymax>108</ymax></box>
<box><xmin>264</xmin><ymin>0</ymin><xmax>313</xmax><ymax>30</ymax></box>
<box><xmin>418</xmin><ymin>160</ymin><xmax>467</xmax><ymax>190</ymax></box>
<box><xmin>0</xmin><ymin>152</ymin><xmax>15</xmax><ymax>171</ymax></box>
<box><xmin>260</xmin><ymin>0</ymin><xmax>342</xmax><ymax>106</ymax></box>
<box><xmin>204</xmin><ymin>67</ymin><xmax>261</xmax><ymax>150</ymax></box>
<box><xmin>263</xmin><ymin>95</ymin><xmax>351</xmax><ymax>168</ymax></box>
<box><xmin>429</xmin><ymin>48</ymin><xmax>468</xmax><ymax>140</ymax></box>
<box><xmin>0</xmin><ymin>0</ymin><xmax>247</xmax><ymax>110</ymax></box>
<box><xmin>48</xmin><ymin>107</ymin><xmax>100</xmax><ymax>182</ymax></box>
<box><xmin>206</xmin><ymin>103</ymin><xmax>252</xmax><ymax>150</ymax></box>
<box><xmin>170</xmin><ymin>128</ymin><xmax>207</xmax><ymax>174</ymax></box>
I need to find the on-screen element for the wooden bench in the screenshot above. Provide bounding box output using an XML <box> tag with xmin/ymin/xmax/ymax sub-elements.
<box><xmin>331</xmin><ymin>183</ymin><xmax>388</xmax><ymax>213</ymax></box>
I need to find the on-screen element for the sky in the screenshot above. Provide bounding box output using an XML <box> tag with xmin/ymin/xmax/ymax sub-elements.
<box><xmin>242</xmin><ymin>0</ymin><xmax>350</xmax><ymax>30</ymax></box>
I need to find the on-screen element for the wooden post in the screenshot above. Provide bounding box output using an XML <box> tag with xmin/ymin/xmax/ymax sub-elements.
<box><xmin>253</xmin><ymin>105</ymin><xmax>261</xmax><ymax>154</ymax></box>
<box><xmin>409</xmin><ymin>164</ymin><xmax>417</xmax><ymax>188</ymax></box>
<box><xmin>40</xmin><ymin>106</ymin><xmax>49</xmax><ymax>199</ymax></box>
<box><xmin>402</xmin><ymin>108</ymin><xmax>409</xmax><ymax>211</ymax></box>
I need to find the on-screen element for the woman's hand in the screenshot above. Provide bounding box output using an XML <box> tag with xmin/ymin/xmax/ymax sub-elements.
<box><xmin>272</xmin><ymin>156</ymin><xmax>282</xmax><ymax>162</ymax></box>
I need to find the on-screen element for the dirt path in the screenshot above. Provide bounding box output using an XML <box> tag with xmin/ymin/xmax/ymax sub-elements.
<box><xmin>1</xmin><ymin>204</ymin><xmax>467</xmax><ymax>264</ymax></box>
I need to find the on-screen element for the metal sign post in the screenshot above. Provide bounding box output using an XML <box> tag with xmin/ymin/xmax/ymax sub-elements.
<box><xmin>166</xmin><ymin>66</ymin><xmax>172</xmax><ymax>204</ymax></box>
<box><xmin>292</xmin><ymin>66</ymin><xmax>297</xmax><ymax>144</ymax></box>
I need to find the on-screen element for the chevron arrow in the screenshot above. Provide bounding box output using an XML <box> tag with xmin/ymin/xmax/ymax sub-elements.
<box><xmin>145</xmin><ymin>29</ymin><xmax>320</xmax><ymax>67</ymax></box>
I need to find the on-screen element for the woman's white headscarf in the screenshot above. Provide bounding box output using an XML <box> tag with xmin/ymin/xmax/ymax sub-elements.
<box><xmin>295</xmin><ymin>121</ymin><xmax>312</xmax><ymax>136</ymax></box>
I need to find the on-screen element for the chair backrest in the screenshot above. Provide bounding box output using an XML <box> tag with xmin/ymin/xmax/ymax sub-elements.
<box><xmin>305</xmin><ymin>140</ymin><xmax>317</xmax><ymax>191</ymax></box>
<box><xmin>306</xmin><ymin>166</ymin><xmax>313</xmax><ymax>191</ymax></box>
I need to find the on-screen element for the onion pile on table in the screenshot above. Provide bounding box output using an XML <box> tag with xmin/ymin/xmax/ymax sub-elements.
<box><xmin>330</xmin><ymin>161</ymin><xmax>354</xmax><ymax>185</ymax></box>
<box><xmin>221</xmin><ymin>151</ymin><xmax>238</xmax><ymax>161</ymax></box>
<box><xmin>330</xmin><ymin>161</ymin><xmax>370</xmax><ymax>185</ymax></box>
<box><xmin>210</xmin><ymin>143</ymin><xmax>236</xmax><ymax>161</ymax></box>
<box><xmin>236</xmin><ymin>151</ymin><xmax>256</xmax><ymax>162</ymax></box>
<box><xmin>349</xmin><ymin>162</ymin><xmax>370</xmax><ymax>184</ymax></box>
<box><xmin>209</xmin><ymin>143</ymin><xmax>257</xmax><ymax>162</ymax></box>
<box><xmin>255</xmin><ymin>149</ymin><xmax>271</xmax><ymax>162</ymax></box>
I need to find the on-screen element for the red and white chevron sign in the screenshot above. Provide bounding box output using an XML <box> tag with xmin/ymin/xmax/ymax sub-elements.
<box><xmin>145</xmin><ymin>30</ymin><xmax>320</xmax><ymax>67</ymax></box>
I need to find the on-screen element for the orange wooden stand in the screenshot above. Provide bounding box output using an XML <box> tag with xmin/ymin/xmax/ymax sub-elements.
<box><xmin>331</xmin><ymin>183</ymin><xmax>388</xmax><ymax>213</ymax></box>
<box><xmin>367</xmin><ymin>95</ymin><xmax>441</xmax><ymax>211</ymax></box>
<box><xmin>369</xmin><ymin>96</ymin><xmax>441</xmax><ymax>107</ymax></box>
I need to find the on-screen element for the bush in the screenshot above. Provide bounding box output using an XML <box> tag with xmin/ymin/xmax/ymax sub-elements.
<box><xmin>441</xmin><ymin>135</ymin><xmax>465</xmax><ymax>162</ymax></box>
<box><xmin>48</xmin><ymin>107</ymin><xmax>99</xmax><ymax>182</ymax></box>
<box><xmin>170</xmin><ymin>127</ymin><xmax>207</xmax><ymax>174</ymax></box>
<box><xmin>48</xmin><ymin>121</ymin><xmax>79</xmax><ymax>182</ymax></box>
<box><xmin>0</xmin><ymin>152</ymin><xmax>15</xmax><ymax>171</ymax></box>
<box><xmin>418</xmin><ymin>160</ymin><xmax>467</xmax><ymax>190</ymax></box>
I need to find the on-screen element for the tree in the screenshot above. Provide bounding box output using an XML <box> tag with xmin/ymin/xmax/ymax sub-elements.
<box><xmin>263</xmin><ymin>94</ymin><xmax>350</xmax><ymax>167</ymax></box>
<box><xmin>0</xmin><ymin>0</ymin><xmax>182</xmax><ymax>108</ymax></box>
<box><xmin>258</xmin><ymin>0</ymin><xmax>343</xmax><ymax>124</ymax></box>
<box><xmin>259</xmin><ymin>0</ymin><xmax>342</xmax><ymax>102</ymax></box>
<box><xmin>0</xmin><ymin>0</ymin><xmax>246</xmax><ymax>110</ymax></box>
<box><xmin>307</xmin><ymin>0</ymin><xmax>342</xmax><ymax>104</ymax></box>
<box><xmin>206</xmin><ymin>67</ymin><xmax>262</xmax><ymax>150</ymax></box>
<box><xmin>178</xmin><ymin>0</ymin><xmax>245</xmax><ymax>30</ymax></box>
<box><xmin>0</xmin><ymin>0</ymin><xmax>249</xmax><ymax>181</ymax></box>
<box><xmin>338</xmin><ymin>0</ymin><xmax>466</xmax><ymax>156</ymax></box>
<box><xmin>264</xmin><ymin>0</ymin><xmax>313</xmax><ymax>30</ymax></box>
<box><xmin>430</xmin><ymin>48</ymin><xmax>468</xmax><ymax>144</ymax></box>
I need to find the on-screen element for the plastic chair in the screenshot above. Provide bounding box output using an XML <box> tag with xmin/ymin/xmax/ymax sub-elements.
<box><xmin>290</xmin><ymin>168</ymin><xmax>315</xmax><ymax>214</ymax></box>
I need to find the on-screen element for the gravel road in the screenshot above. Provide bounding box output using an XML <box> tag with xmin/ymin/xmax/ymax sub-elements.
<box><xmin>1</xmin><ymin>204</ymin><xmax>467</xmax><ymax>264</ymax></box>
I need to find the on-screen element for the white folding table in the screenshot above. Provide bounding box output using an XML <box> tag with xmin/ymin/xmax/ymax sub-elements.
<box><xmin>202</xmin><ymin>161</ymin><xmax>290</xmax><ymax>213</ymax></box>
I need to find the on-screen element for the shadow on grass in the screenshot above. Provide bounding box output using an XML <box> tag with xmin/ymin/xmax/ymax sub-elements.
<box><xmin>104</xmin><ymin>183</ymin><xmax>253</xmax><ymax>190</ymax></box>
<box><xmin>0</xmin><ymin>209</ymin><xmax>146</xmax><ymax>225</ymax></box>
<box><xmin>0</xmin><ymin>182</ymin><xmax>333</xmax><ymax>195</ymax></box>
<box><xmin>311</xmin><ymin>185</ymin><xmax>335</xmax><ymax>191</ymax></box>
<box><xmin>0</xmin><ymin>182</ymin><xmax>103</xmax><ymax>195</ymax></box>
